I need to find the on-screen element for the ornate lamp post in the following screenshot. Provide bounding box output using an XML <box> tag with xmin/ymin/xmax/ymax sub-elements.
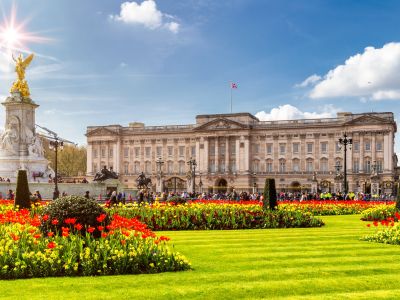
<box><xmin>338</xmin><ymin>133</ymin><xmax>352</xmax><ymax>194</ymax></box>
<box><xmin>49</xmin><ymin>139</ymin><xmax>63</xmax><ymax>200</ymax></box>
<box><xmin>187</xmin><ymin>157</ymin><xmax>197</xmax><ymax>194</ymax></box>
<box><xmin>155</xmin><ymin>157</ymin><xmax>164</xmax><ymax>193</ymax></box>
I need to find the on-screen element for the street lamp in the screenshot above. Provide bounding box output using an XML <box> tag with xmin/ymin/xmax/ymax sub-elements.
<box><xmin>155</xmin><ymin>157</ymin><xmax>164</xmax><ymax>193</ymax></box>
<box><xmin>338</xmin><ymin>133</ymin><xmax>352</xmax><ymax>194</ymax></box>
<box><xmin>49</xmin><ymin>139</ymin><xmax>63</xmax><ymax>200</ymax></box>
<box><xmin>199</xmin><ymin>173</ymin><xmax>203</xmax><ymax>193</ymax></box>
<box><xmin>187</xmin><ymin>157</ymin><xmax>197</xmax><ymax>194</ymax></box>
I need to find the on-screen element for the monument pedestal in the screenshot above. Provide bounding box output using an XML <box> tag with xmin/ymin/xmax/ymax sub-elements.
<box><xmin>0</xmin><ymin>92</ymin><xmax>53</xmax><ymax>182</ymax></box>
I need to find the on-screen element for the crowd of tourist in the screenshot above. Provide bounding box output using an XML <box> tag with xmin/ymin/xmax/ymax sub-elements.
<box><xmin>0</xmin><ymin>177</ymin><xmax>11</xmax><ymax>182</ymax></box>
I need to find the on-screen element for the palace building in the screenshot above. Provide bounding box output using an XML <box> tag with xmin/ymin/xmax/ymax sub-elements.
<box><xmin>86</xmin><ymin>111</ymin><xmax>397</xmax><ymax>194</ymax></box>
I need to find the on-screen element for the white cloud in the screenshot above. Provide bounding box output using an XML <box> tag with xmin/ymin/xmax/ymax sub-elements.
<box><xmin>295</xmin><ymin>74</ymin><xmax>321</xmax><ymax>88</ymax></box>
<box><xmin>110</xmin><ymin>0</ymin><xmax>180</xmax><ymax>33</ymax></box>
<box><xmin>255</xmin><ymin>104</ymin><xmax>339</xmax><ymax>121</ymax></box>
<box><xmin>309</xmin><ymin>42</ymin><xmax>400</xmax><ymax>100</ymax></box>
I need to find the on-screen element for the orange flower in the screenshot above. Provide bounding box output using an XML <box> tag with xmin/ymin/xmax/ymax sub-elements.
<box><xmin>87</xmin><ymin>227</ymin><xmax>95</xmax><ymax>233</ymax></box>
<box><xmin>47</xmin><ymin>232</ymin><xmax>54</xmax><ymax>237</ymax></box>
<box><xmin>74</xmin><ymin>223</ymin><xmax>83</xmax><ymax>231</ymax></box>
<box><xmin>51</xmin><ymin>219</ymin><xmax>59</xmax><ymax>225</ymax></box>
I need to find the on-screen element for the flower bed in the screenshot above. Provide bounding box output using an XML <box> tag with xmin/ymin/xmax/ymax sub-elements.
<box><xmin>107</xmin><ymin>203</ymin><xmax>324</xmax><ymax>230</ymax></box>
<box><xmin>0</xmin><ymin>207</ymin><xmax>190</xmax><ymax>279</ymax></box>
<box><xmin>361</xmin><ymin>212</ymin><xmax>400</xmax><ymax>245</ymax></box>
<box><xmin>360</xmin><ymin>205</ymin><xmax>397</xmax><ymax>221</ymax></box>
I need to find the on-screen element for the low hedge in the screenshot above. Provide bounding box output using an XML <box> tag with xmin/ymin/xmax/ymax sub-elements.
<box><xmin>107</xmin><ymin>203</ymin><xmax>324</xmax><ymax>230</ymax></box>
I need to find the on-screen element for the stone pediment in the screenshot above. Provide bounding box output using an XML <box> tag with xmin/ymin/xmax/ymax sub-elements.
<box><xmin>86</xmin><ymin>127</ymin><xmax>117</xmax><ymax>137</ymax></box>
<box><xmin>345</xmin><ymin>115</ymin><xmax>391</xmax><ymax>126</ymax></box>
<box><xmin>194</xmin><ymin>118</ymin><xmax>249</xmax><ymax>131</ymax></box>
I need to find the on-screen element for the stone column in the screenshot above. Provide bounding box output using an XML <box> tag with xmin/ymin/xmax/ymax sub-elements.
<box><xmin>235</xmin><ymin>137</ymin><xmax>240</xmax><ymax>173</ymax></box>
<box><xmin>359</xmin><ymin>133</ymin><xmax>364</xmax><ymax>172</ymax></box>
<box><xmin>215</xmin><ymin>137</ymin><xmax>219</xmax><ymax>173</ymax></box>
<box><xmin>225</xmin><ymin>136</ymin><xmax>229</xmax><ymax>173</ymax></box>
<box><xmin>371</xmin><ymin>132</ymin><xmax>376</xmax><ymax>162</ymax></box>
<box><xmin>87</xmin><ymin>143</ymin><xmax>93</xmax><ymax>174</ymax></box>
<box><xmin>388</xmin><ymin>130</ymin><xmax>394</xmax><ymax>171</ymax></box>
<box><xmin>204</xmin><ymin>137</ymin><xmax>209</xmax><ymax>173</ymax></box>
<box><xmin>244</xmin><ymin>136</ymin><xmax>250</xmax><ymax>173</ymax></box>
<box><xmin>314</xmin><ymin>133</ymin><xmax>320</xmax><ymax>171</ymax></box>
<box><xmin>273</xmin><ymin>135</ymin><xmax>279</xmax><ymax>172</ymax></box>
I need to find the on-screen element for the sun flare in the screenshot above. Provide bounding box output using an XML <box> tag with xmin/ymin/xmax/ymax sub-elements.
<box><xmin>0</xmin><ymin>5</ymin><xmax>50</xmax><ymax>51</ymax></box>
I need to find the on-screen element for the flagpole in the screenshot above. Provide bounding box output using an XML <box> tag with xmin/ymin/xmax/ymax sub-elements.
<box><xmin>230</xmin><ymin>82</ymin><xmax>233</xmax><ymax>113</ymax></box>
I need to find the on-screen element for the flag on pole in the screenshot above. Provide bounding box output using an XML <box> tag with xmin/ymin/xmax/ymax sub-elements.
<box><xmin>231</xmin><ymin>82</ymin><xmax>238</xmax><ymax>89</ymax></box>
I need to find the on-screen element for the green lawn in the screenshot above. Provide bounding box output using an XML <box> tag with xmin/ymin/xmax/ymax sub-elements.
<box><xmin>2</xmin><ymin>215</ymin><xmax>400</xmax><ymax>299</ymax></box>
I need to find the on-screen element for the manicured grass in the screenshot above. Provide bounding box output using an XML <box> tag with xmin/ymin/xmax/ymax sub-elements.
<box><xmin>2</xmin><ymin>215</ymin><xmax>400</xmax><ymax>299</ymax></box>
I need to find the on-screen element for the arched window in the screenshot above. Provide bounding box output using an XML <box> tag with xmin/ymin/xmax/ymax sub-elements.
<box><xmin>279</xmin><ymin>159</ymin><xmax>286</xmax><ymax>173</ymax></box>
<box><xmin>292</xmin><ymin>159</ymin><xmax>300</xmax><ymax>172</ymax></box>
<box><xmin>145</xmin><ymin>161</ymin><xmax>151</xmax><ymax>174</ymax></box>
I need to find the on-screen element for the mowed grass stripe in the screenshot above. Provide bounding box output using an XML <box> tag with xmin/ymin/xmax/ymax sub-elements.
<box><xmin>2</xmin><ymin>215</ymin><xmax>400</xmax><ymax>299</ymax></box>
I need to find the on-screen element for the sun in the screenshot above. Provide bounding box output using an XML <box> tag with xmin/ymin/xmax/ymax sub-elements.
<box><xmin>0</xmin><ymin>5</ymin><xmax>50</xmax><ymax>51</ymax></box>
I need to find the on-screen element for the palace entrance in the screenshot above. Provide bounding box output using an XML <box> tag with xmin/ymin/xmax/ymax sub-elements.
<box><xmin>214</xmin><ymin>178</ymin><xmax>228</xmax><ymax>193</ymax></box>
<box><xmin>289</xmin><ymin>181</ymin><xmax>301</xmax><ymax>193</ymax></box>
<box><xmin>164</xmin><ymin>177</ymin><xmax>186</xmax><ymax>193</ymax></box>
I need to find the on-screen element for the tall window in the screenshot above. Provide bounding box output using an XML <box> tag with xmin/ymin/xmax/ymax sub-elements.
<box><xmin>266</xmin><ymin>161</ymin><xmax>273</xmax><ymax>173</ymax></box>
<box><xmin>156</xmin><ymin>146</ymin><xmax>162</xmax><ymax>157</ymax></box>
<box><xmin>353</xmin><ymin>142</ymin><xmax>359</xmax><ymax>152</ymax></box>
<box><xmin>101</xmin><ymin>148</ymin><xmax>106</xmax><ymax>158</ymax></box>
<box><xmin>168</xmin><ymin>146</ymin><xmax>173</xmax><ymax>157</ymax></box>
<box><xmin>134</xmin><ymin>162</ymin><xmax>140</xmax><ymax>174</ymax></box>
<box><xmin>279</xmin><ymin>160</ymin><xmax>286</xmax><ymax>173</ymax></box>
<box><xmin>209</xmin><ymin>160</ymin><xmax>215</xmax><ymax>173</ymax></box>
<box><xmin>93</xmin><ymin>149</ymin><xmax>98</xmax><ymax>158</ymax></box>
<box><xmin>179</xmin><ymin>146</ymin><xmax>185</xmax><ymax>157</ymax></box>
<box><xmin>292</xmin><ymin>160</ymin><xmax>300</xmax><ymax>172</ymax></box>
<box><xmin>320</xmin><ymin>159</ymin><xmax>328</xmax><ymax>172</ymax></box>
<box><xmin>253</xmin><ymin>160</ymin><xmax>259</xmax><ymax>173</ymax></box>
<box><xmin>109</xmin><ymin>148</ymin><xmax>113</xmax><ymax>158</ymax></box>
<box><xmin>365</xmin><ymin>142</ymin><xmax>371</xmax><ymax>151</ymax></box>
<box><xmin>191</xmin><ymin>146</ymin><xmax>196</xmax><ymax>157</ymax></box>
<box><xmin>135</xmin><ymin>147</ymin><xmax>140</xmax><ymax>158</ymax></box>
<box><xmin>231</xmin><ymin>143</ymin><xmax>236</xmax><ymax>155</ymax></box>
<box><xmin>167</xmin><ymin>161</ymin><xmax>173</xmax><ymax>174</ymax></box>
<box><xmin>253</xmin><ymin>144</ymin><xmax>259</xmax><ymax>155</ymax></box>
<box><xmin>353</xmin><ymin>159</ymin><xmax>359</xmax><ymax>173</ymax></box>
<box><xmin>307</xmin><ymin>143</ymin><xmax>313</xmax><ymax>154</ymax></box>
<box><xmin>230</xmin><ymin>160</ymin><xmax>236</xmax><ymax>172</ymax></box>
<box><xmin>335</xmin><ymin>142</ymin><xmax>341</xmax><ymax>153</ymax></box>
<box><xmin>124</xmin><ymin>163</ymin><xmax>129</xmax><ymax>175</ymax></box>
<box><xmin>145</xmin><ymin>147</ymin><xmax>151</xmax><ymax>158</ymax></box>
<box><xmin>178</xmin><ymin>161</ymin><xmax>185</xmax><ymax>174</ymax></box>
<box><xmin>377</xmin><ymin>160</ymin><xmax>383</xmax><ymax>172</ymax></box>
<box><xmin>365</xmin><ymin>160</ymin><xmax>371</xmax><ymax>173</ymax></box>
<box><xmin>376</xmin><ymin>142</ymin><xmax>383</xmax><ymax>151</ymax></box>
<box><xmin>292</xmin><ymin>143</ymin><xmax>299</xmax><ymax>154</ymax></box>
<box><xmin>220</xmin><ymin>144</ymin><xmax>225</xmax><ymax>155</ymax></box>
<box><xmin>279</xmin><ymin>144</ymin><xmax>286</xmax><ymax>155</ymax></box>
<box><xmin>210</xmin><ymin>143</ymin><xmax>215</xmax><ymax>155</ymax></box>
<box><xmin>266</xmin><ymin>144</ymin><xmax>272</xmax><ymax>155</ymax></box>
<box><xmin>220</xmin><ymin>161</ymin><xmax>225</xmax><ymax>172</ymax></box>
<box><xmin>320</xmin><ymin>142</ymin><xmax>327</xmax><ymax>154</ymax></box>
<box><xmin>124</xmin><ymin>147</ymin><xmax>129</xmax><ymax>158</ymax></box>
<box><xmin>145</xmin><ymin>161</ymin><xmax>151</xmax><ymax>174</ymax></box>
<box><xmin>306</xmin><ymin>160</ymin><xmax>313</xmax><ymax>172</ymax></box>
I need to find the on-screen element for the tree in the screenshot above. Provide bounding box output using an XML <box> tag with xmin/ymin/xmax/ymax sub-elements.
<box><xmin>44</xmin><ymin>143</ymin><xmax>87</xmax><ymax>177</ymax></box>
<box><xmin>14</xmin><ymin>170</ymin><xmax>31</xmax><ymax>209</ymax></box>
<box><xmin>263</xmin><ymin>178</ymin><xmax>277</xmax><ymax>210</ymax></box>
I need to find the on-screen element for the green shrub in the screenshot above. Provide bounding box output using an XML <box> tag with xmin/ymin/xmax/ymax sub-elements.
<box><xmin>39</xmin><ymin>195</ymin><xmax>110</xmax><ymax>238</ymax></box>
<box><xmin>396</xmin><ymin>183</ymin><xmax>400</xmax><ymax>211</ymax></box>
<box><xmin>263</xmin><ymin>178</ymin><xmax>277</xmax><ymax>210</ymax></box>
<box><xmin>14</xmin><ymin>170</ymin><xmax>31</xmax><ymax>210</ymax></box>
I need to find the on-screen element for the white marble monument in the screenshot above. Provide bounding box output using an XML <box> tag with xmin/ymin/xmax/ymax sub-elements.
<box><xmin>0</xmin><ymin>53</ymin><xmax>53</xmax><ymax>182</ymax></box>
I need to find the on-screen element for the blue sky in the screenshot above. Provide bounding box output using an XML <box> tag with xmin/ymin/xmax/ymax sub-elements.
<box><xmin>1</xmin><ymin>0</ymin><xmax>400</xmax><ymax>148</ymax></box>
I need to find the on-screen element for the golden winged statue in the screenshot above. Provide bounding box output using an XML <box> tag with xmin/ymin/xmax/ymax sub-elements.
<box><xmin>10</xmin><ymin>53</ymin><xmax>34</xmax><ymax>98</ymax></box>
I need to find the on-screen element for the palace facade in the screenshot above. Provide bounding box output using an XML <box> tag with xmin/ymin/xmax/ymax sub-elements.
<box><xmin>86</xmin><ymin>112</ymin><xmax>397</xmax><ymax>194</ymax></box>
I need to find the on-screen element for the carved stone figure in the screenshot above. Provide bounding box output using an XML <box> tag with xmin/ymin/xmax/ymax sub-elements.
<box><xmin>0</xmin><ymin>123</ymin><xmax>19</xmax><ymax>154</ymax></box>
<box><xmin>93</xmin><ymin>166</ymin><xmax>119</xmax><ymax>182</ymax></box>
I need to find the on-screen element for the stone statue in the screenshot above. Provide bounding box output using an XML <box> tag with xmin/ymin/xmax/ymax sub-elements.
<box><xmin>93</xmin><ymin>166</ymin><xmax>119</xmax><ymax>182</ymax></box>
<box><xmin>28</xmin><ymin>136</ymin><xmax>44</xmax><ymax>157</ymax></box>
<box><xmin>0</xmin><ymin>123</ymin><xmax>19</xmax><ymax>154</ymax></box>
<box><xmin>10</xmin><ymin>53</ymin><xmax>34</xmax><ymax>98</ymax></box>
<box><xmin>136</xmin><ymin>172</ymin><xmax>151</xmax><ymax>189</ymax></box>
